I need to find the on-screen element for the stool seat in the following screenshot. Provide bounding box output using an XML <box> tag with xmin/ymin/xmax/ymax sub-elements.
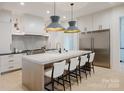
<box><xmin>44</xmin><ymin>60</ymin><xmax>66</xmax><ymax>91</ymax></box>
<box><xmin>64</xmin><ymin>64</ymin><xmax>69</xmax><ymax>71</ymax></box>
<box><xmin>45</xmin><ymin>68</ymin><xmax>53</xmax><ymax>78</ymax></box>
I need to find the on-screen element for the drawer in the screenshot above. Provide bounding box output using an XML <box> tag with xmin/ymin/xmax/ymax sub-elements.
<box><xmin>1</xmin><ymin>55</ymin><xmax>14</xmax><ymax>59</ymax></box>
<box><xmin>0</xmin><ymin>55</ymin><xmax>14</xmax><ymax>63</ymax></box>
<box><xmin>1</xmin><ymin>64</ymin><xmax>15</xmax><ymax>72</ymax></box>
<box><xmin>7</xmin><ymin>57</ymin><xmax>14</xmax><ymax>61</ymax></box>
<box><xmin>0</xmin><ymin>54</ymin><xmax>23</xmax><ymax>73</ymax></box>
<box><xmin>1</xmin><ymin>59</ymin><xmax>15</xmax><ymax>66</ymax></box>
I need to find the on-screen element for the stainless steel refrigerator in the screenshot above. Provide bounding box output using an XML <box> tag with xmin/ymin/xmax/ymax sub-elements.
<box><xmin>79</xmin><ymin>29</ymin><xmax>110</xmax><ymax>68</ymax></box>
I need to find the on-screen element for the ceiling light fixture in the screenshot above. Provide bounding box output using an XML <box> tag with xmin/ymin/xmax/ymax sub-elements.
<box><xmin>20</xmin><ymin>2</ymin><xmax>24</xmax><ymax>6</ymax></box>
<box><xmin>63</xmin><ymin>16</ymin><xmax>66</xmax><ymax>19</ymax></box>
<box><xmin>46</xmin><ymin>2</ymin><xmax>65</xmax><ymax>32</ymax></box>
<box><xmin>64</xmin><ymin>3</ymin><xmax>80</xmax><ymax>33</ymax></box>
<box><xmin>46</xmin><ymin>10</ymin><xmax>50</xmax><ymax>14</ymax></box>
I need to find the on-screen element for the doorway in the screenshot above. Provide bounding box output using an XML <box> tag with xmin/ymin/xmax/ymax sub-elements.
<box><xmin>120</xmin><ymin>17</ymin><xmax>124</xmax><ymax>63</ymax></box>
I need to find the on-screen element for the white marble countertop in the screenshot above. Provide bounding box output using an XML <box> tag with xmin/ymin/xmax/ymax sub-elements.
<box><xmin>22</xmin><ymin>50</ymin><xmax>92</xmax><ymax>65</ymax></box>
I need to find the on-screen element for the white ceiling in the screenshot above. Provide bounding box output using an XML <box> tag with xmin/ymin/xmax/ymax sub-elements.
<box><xmin>0</xmin><ymin>2</ymin><xmax>123</xmax><ymax>21</ymax></box>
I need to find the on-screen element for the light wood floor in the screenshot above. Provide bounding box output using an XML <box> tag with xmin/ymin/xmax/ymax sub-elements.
<box><xmin>0</xmin><ymin>65</ymin><xmax>124</xmax><ymax>91</ymax></box>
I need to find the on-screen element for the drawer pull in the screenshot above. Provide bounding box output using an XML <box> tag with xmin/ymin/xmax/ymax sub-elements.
<box><xmin>8</xmin><ymin>60</ymin><xmax>14</xmax><ymax>62</ymax></box>
<box><xmin>8</xmin><ymin>66</ymin><xmax>14</xmax><ymax>69</ymax></box>
<box><xmin>8</xmin><ymin>55</ymin><xmax>14</xmax><ymax>57</ymax></box>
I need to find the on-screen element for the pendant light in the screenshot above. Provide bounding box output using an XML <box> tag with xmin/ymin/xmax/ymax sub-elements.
<box><xmin>46</xmin><ymin>2</ymin><xmax>65</xmax><ymax>32</ymax></box>
<box><xmin>64</xmin><ymin>3</ymin><xmax>80</xmax><ymax>33</ymax></box>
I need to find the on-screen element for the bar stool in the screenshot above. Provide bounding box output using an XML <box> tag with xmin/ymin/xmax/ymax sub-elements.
<box><xmin>44</xmin><ymin>60</ymin><xmax>66</xmax><ymax>91</ymax></box>
<box><xmin>78</xmin><ymin>54</ymin><xmax>88</xmax><ymax>81</ymax></box>
<box><xmin>85</xmin><ymin>52</ymin><xmax>95</xmax><ymax>75</ymax></box>
<box><xmin>64</xmin><ymin>57</ymin><xmax>79</xmax><ymax>90</ymax></box>
<box><xmin>89</xmin><ymin>52</ymin><xmax>95</xmax><ymax>73</ymax></box>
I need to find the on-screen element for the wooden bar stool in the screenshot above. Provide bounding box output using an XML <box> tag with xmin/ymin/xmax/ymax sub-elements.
<box><xmin>78</xmin><ymin>54</ymin><xmax>88</xmax><ymax>82</ymax></box>
<box><xmin>85</xmin><ymin>52</ymin><xmax>95</xmax><ymax>75</ymax></box>
<box><xmin>64</xmin><ymin>57</ymin><xmax>79</xmax><ymax>90</ymax></box>
<box><xmin>44</xmin><ymin>60</ymin><xmax>66</xmax><ymax>91</ymax></box>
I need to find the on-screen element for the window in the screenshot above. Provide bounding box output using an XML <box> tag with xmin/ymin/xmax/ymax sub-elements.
<box><xmin>64</xmin><ymin>33</ymin><xmax>79</xmax><ymax>50</ymax></box>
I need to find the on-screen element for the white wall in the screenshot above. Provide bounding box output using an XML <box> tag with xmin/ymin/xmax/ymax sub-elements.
<box><xmin>76</xmin><ymin>4</ymin><xmax>124</xmax><ymax>71</ymax></box>
<box><xmin>111</xmin><ymin>5</ymin><xmax>124</xmax><ymax>71</ymax></box>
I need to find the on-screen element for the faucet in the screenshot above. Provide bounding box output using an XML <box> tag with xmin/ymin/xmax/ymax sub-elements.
<box><xmin>56</xmin><ymin>42</ymin><xmax>61</xmax><ymax>50</ymax></box>
<box><xmin>56</xmin><ymin>42</ymin><xmax>62</xmax><ymax>53</ymax></box>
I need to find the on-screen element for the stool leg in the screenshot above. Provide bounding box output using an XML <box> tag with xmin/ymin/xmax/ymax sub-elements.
<box><xmin>75</xmin><ymin>69</ymin><xmax>79</xmax><ymax>85</ymax></box>
<box><xmin>85</xmin><ymin>69</ymin><xmax>87</xmax><ymax>79</ymax></box>
<box><xmin>78</xmin><ymin>65</ymin><xmax>82</xmax><ymax>83</ymax></box>
<box><xmin>92</xmin><ymin>63</ymin><xmax>95</xmax><ymax>73</ymax></box>
<box><xmin>89</xmin><ymin>70</ymin><xmax>91</xmax><ymax>76</ymax></box>
<box><xmin>84</xmin><ymin>66</ymin><xmax>87</xmax><ymax>79</ymax></box>
<box><xmin>51</xmin><ymin>79</ymin><xmax>54</xmax><ymax>91</ymax></box>
<box><xmin>68</xmin><ymin>73</ymin><xmax>72</xmax><ymax>90</ymax></box>
<box><xmin>79</xmin><ymin>68</ymin><xmax>82</xmax><ymax>83</ymax></box>
<box><xmin>57</xmin><ymin>77</ymin><xmax>59</xmax><ymax>85</ymax></box>
<box><xmin>93</xmin><ymin>66</ymin><xmax>95</xmax><ymax>73</ymax></box>
<box><xmin>62</xmin><ymin>75</ymin><xmax>65</xmax><ymax>91</ymax></box>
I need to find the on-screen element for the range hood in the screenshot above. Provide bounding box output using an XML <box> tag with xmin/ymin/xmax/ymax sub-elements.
<box><xmin>12</xmin><ymin>32</ymin><xmax>49</xmax><ymax>37</ymax></box>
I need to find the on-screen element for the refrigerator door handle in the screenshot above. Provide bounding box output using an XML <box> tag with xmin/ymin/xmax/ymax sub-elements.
<box><xmin>91</xmin><ymin>38</ymin><xmax>92</xmax><ymax>51</ymax></box>
<box><xmin>92</xmin><ymin>38</ymin><xmax>94</xmax><ymax>52</ymax></box>
<box><xmin>91</xmin><ymin>37</ymin><xmax>94</xmax><ymax>52</ymax></box>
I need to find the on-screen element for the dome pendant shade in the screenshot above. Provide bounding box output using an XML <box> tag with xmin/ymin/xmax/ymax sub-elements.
<box><xmin>64</xmin><ymin>21</ymin><xmax>80</xmax><ymax>33</ymax></box>
<box><xmin>46</xmin><ymin>16</ymin><xmax>65</xmax><ymax>32</ymax></box>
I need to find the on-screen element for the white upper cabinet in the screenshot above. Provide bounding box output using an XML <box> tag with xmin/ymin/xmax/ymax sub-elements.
<box><xmin>12</xmin><ymin>14</ymin><xmax>48</xmax><ymax>36</ymax></box>
<box><xmin>77</xmin><ymin>15</ymin><xmax>93</xmax><ymax>32</ymax></box>
<box><xmin>0</xmin><ymin>9</ymin><xmax>11</xmax><ymax>23</ymax></box>
<box><xmin>22</xmin><ymin>14</ymin><xmax>45</xmax><ymax>35</ymax></box>
<box><xmin>0</xmin><ymin>22</ymin><xmax>12</xmax><ymax>53</ymax></box>
<box><xmin>77</xmin><ymin>9</ymin><xmax>112</xmax><ymax>32</ymax></box>
<box><xmin>0</xmin><ymin>10</ymin><xmax>12</xmax><ymax>54</ymax></box>
<box><xmin>93</xmin><ymin>9</ymin><xmax>112</xmax><ymax>30</ymax></box>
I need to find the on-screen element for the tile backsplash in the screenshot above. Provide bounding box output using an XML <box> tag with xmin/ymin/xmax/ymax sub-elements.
<box><xmin>12</xmin><ymin>35</ymin><xmax>48</xmax><ymax>51</ymax></box>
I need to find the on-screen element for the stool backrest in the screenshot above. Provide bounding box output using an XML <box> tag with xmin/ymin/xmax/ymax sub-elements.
<box><xmin>80</xmin><ymin>55</ymin><xmax>88</xmax><ymax>66</ymax></box>
<box><xmin>69</xmin><ymin>57</ymin><xmax>79</xmax><ymax>71</ymax></box>
<box><xmin>89</xmin><ymin>52</ymin><xmax>95</xmax><ymax>63</ymax></box>
<box><xmin>53</xmin><ymin>60</ymin><xmax>66</xmax><ymax>78</ymax></box>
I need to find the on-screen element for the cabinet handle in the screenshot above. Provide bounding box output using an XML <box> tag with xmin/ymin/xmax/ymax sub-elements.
<box><xmin>8</xmin><ymin>60</ymin><xmax>14</xmax><ymax>62</ymax></box>
<box><xmin>8</xmin><ymin>55</ymin><xmax>14</xmax><ymax>58</ymax></box>
<box><xmin>8</xmin><ymin>66</ymin><xmax>14</xmax><ymax>69</ymax></box>
<box><xmin>10</xmin><ymin>19</ymin><xmax>12</xmax><ymax>22</ymax></box>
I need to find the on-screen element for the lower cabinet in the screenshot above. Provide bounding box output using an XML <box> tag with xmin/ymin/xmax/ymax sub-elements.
<box><xmin>0</xmin><ymin>54</ymin><xmax>23</xmax><ymax>74</ymax></box>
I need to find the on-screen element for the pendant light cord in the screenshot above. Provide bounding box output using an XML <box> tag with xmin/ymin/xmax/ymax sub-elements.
<box><xmin>71</xmin><ymin>3</ymin><xmax>74</xmax><ymax>21</ymax></box>
<box><xmin>54</xmin><ymin>2</ymin><xmax>56</xmax><ymax>16</ymax></box>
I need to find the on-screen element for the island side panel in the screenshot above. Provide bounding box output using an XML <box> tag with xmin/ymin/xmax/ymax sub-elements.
<box><xmin>22</xmin><ymin>58</ymin><xmax>44</xmax><ymax>91</ymax></box>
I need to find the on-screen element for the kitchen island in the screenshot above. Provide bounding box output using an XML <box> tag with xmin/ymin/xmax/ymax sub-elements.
<box><xmin>22</xmin><ymin>50</ymin><xmax>91</xmax><ymax>91</ymax></box>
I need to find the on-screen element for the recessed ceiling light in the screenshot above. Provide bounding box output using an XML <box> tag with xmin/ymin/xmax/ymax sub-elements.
<box><xmin>20</xmin><ymin>2</ymin><xmax>24</xmax><ymax>6</ymax></box>
<box><xmin>63</xmin><ymin>16</ymin><xmax>66</xmax><ymax>19</ymax></box>
<box><xmin>46</xmin><ymin>10</ymin><xmax>50</xmax><ymax>14</ymax></box>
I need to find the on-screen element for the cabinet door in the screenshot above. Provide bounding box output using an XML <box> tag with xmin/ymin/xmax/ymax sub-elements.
<box><xmin>78</xmin><ymin>15</ymin><xmax>93</xmax><ymax>32</ymax></box>
<box><xmin>93</xmin><ymin>10</ymin><xmax>111</xmax><ymax>30</ymax></box>
<box><xmin>14</xmin><ymin>54</ymin><xmax>22</xmax><ymax>68</ymax></box>
<box><xmin>22</xmin><ymin>14</ymin><xmax>44</xmax><ymax>35</ymax></box>
<box><xmin>0</xmin><ymin>10</ymin><xmax>11</xmax><ymax>22</ymax></box>
<box><xmin>0</xmin><ymin>55</ymin><xmax>15</xmax><ymax>72</ymax></box>
<box><xmin>0</xmin><ymin>57</ymin><xmax>1</xmax><ymax>73</ymax></box>
<box><xmin>0</xmin><ymin>22</ymin><xmax>12</xmax><ymax>53</ymax></box>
